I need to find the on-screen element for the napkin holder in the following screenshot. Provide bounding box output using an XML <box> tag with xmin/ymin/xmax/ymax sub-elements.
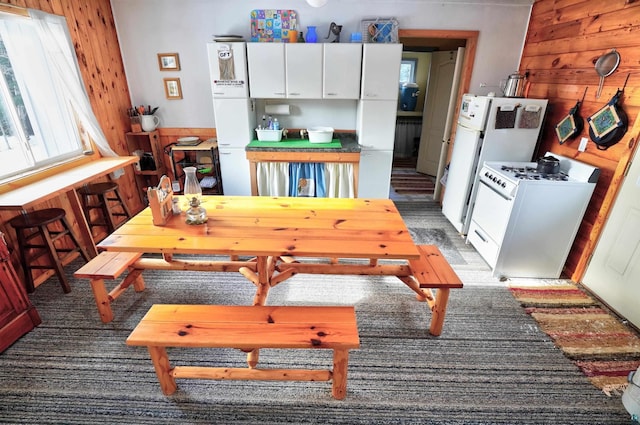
<box><xmin>148</xmin><ymin>175</ymin><xmax>173</xmax><ymax>226</ymax></box>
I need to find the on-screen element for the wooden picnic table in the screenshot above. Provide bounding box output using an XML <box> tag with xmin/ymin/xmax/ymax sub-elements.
<box><xmin>97</xmin><ymin>196</ymin><xmax>461</xmax><ymax>339</ymax></box>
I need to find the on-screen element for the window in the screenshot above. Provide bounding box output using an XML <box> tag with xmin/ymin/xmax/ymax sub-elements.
<box><xmin>0</xmin><ymin>13</ymin><xmax>88</xmax><ymax>181</ymax></box>
<box><xmin>399</xmin><ymin>59</ymin><xmax>417</xmax><ymax>84</ymax></box>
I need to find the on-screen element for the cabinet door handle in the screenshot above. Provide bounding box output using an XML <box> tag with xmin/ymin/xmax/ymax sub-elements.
<box><xmin>274</xmin><ymin>92</ymin><xmax>286</xmax><ymax>96</ymax></box>
<box><xmin>289</xmin><ymin>92</ymin><xmax>300</xmax><ymax>96</ymax></box>
<box><xmin>474</xmin><ymin>229</ymin><xmax>487</xmax><ymax>242</ymax></box>
<box><xmin>326</xmin><ymin>93</ymin><xmax>338</xmax><ymax>96</ymax></box>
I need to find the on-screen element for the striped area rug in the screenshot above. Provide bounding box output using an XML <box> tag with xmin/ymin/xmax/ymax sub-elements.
<box><xmin>509</xmin><ymin>284</ymin><xmax>640</xmax><ymax>395</ymax></box>
<box><xmin>391</xmin><ymin>157</ymin><xmax>435</xmax><ymax>195</ymax></box>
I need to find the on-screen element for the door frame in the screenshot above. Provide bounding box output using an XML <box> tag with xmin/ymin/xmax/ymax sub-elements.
<box><xmin>398</xmin><ymin>29</ymin><xmax>479</xmax><ymax>201</ymax></box>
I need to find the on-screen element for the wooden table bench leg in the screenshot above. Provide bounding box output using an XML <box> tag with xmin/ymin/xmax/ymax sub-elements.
<box><xmin>332</xmin><ymin>349</ymin><xmax>349</xmax><ymax>400</ymax></box>
<box><xmin>89</xmin><ymin>278</ymin><xmax>113</xmax><ymax>324</ymax></box>
<box><xmin>430</xmin><ymin>288</ymin><xmax>451</xmax><ymax>336</ymax></box>
<box><xmin>148</xmin><ymin>346</ymin><xmax>177</xmax><ymax>395</ymax></box>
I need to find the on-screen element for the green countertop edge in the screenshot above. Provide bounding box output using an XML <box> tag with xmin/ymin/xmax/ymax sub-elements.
<box><xmin>247</xmin><ymin>139</ymin><xmax>342</xmax><ymax>149</ymax></box>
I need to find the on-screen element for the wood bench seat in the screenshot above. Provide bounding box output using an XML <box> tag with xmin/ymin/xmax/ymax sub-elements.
<box><xmin>126</xmin><ymin>304</ymin><xmax>360</xmax><ymax>399</ymax></box>
<box><xmin>73</xmin><ymin>251</ymin><xmax>144</xmax><ymax>323</ymax></box>
<box><xmin>407</xmin><ymin>244</ymin><xmax>463</xmax><ymax>336</ymax></box>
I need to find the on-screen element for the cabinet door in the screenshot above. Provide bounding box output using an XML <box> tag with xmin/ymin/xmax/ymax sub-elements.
<box><xmin>324</xmin><ymin>44</ymin><xmax>362</xmax><ymax>99</ymax></box>
<box><xmin>361</xmin><ymin>44</ymin><xmax>402</xmax><ymax>100</ymax></box>
<box><xmin>357</xmin><ymin>149</ymin><xmax>393</xmax><ymax>199</ymax></box>
<box><xmin>247</xmin><ymin>43</ymin><xmax>285</xmax><ymax>98</ymax></box>
<box><xmin>357</xmin><ymin>100</ymin><xmax>398</xmax><ymax>150</ymax></box>
<box><xmin>218</xmin><ymin>148</ymin><xmax>251</xmax><ymax>196</ymax></box>
<box><xmin>285</xmin><ymin>44</ymin><xmax>322</xmax><ymax>98</ymax></box>
<box><xmin>207</xmin><ymin>42</ymin><xmax>249</xmax><ymax>98</ymax></box>
<box><xmin>214</xmin><ymin>98</ymin><xmax>255</xmax><ymax>147</ymax></box>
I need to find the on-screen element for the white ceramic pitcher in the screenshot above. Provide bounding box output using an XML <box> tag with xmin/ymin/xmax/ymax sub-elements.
<box><xmin>140</xmin><ymin>115</ymin><xmax>160</xmax><ymax>132</ymax></box>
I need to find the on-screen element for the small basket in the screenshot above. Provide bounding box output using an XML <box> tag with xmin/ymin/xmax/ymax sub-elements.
<box><xmin>256</xmin><ymin>129</ymin><xmax>283</xmax><ymax>142</ymax></box>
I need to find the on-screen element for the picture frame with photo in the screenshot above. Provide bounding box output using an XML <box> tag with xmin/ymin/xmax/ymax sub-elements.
<box><xmin>164</xmin><ymin>78</ymin><xmax>182</xmax><ymax>99</ymax></box>
<box><xmin>158</xmin><ymin>53</ymin><xmax>180</xmax><ymax>71</ymax></box>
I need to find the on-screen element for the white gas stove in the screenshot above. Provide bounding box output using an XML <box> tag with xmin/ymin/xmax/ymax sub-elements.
<box><xmin>466</xmin><ymin>152</ymin><xmax>600</xmax><ymax>279</ymax></box>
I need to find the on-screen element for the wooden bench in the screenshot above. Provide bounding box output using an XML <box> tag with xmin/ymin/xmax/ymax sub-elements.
<box><xmin>406</xmin><ymin>245</ymin><xmax>463</xmax><ymax>336</ymax></box>
<box><xmin>73</xmin><ymin>251</ymin><xmax>145</xmax><ymax>323</ymax></box>
<box><xmin>126</xmin><ymin>304</ymin><xmax>360</xmax><ymax>400</ymax></box>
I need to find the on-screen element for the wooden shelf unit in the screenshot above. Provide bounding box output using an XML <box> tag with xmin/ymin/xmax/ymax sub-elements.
<box><xmin>125</xmin><ymin>131</ymin><xmax>166</xmax><ymax>202</ymax></box>
<box><xmin>169</xmin><ymin>139</ymin><xmax>223</xmax><ymax>195</ymax></box>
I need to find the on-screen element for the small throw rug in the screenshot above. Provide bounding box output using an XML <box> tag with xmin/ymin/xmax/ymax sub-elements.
<box><xmin>391</xmin><ymin>157</ymin><xmax>435</xmax><ymax>195</ymax></box>
<box><xmin>509</xmin><ymin>283</ymin><xmax>640</xmax><ymax>395</ymax></box>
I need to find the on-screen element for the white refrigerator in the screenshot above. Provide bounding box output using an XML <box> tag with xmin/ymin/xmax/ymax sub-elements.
<box><xmin>442</xmin><ymin>94</ymin><xmax>548</xmax><ymax>234</ymax></box>
<box><xmin>207</xmin><ymin>41</ymin><xmax>255</xmax><ymax>196</ymax></box>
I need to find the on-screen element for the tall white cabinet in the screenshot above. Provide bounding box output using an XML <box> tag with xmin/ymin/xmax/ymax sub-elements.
<box><xmin>357</xmin><ymin>43</ymin><xmax>402</xmax><ymax>199</ymax></box>
<box><xmin>207</xmin><ymin>42</ymin><xmax>255</xmax><ymax>195</ymax></box>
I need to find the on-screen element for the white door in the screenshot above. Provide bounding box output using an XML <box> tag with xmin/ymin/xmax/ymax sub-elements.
<box><xmin>218</xmin><ymin>148</ymin><xmax>251</xmax><ymax>196</ymax></box>
<box><xmin>213</xmin><ymin>98</ymin><xmax>255</xmax><ymax>147</ymax></box>
<box><xmin>582</xmin><ymin>148</ymin><xmax>640</xmax><ymax>328</ymax></box>
<box><xmin>357</xmin><ymin>149</ymin><xmax>393</xmax><ymax>199</ymax></box>
<box><xmin>207</xmin><ymin>42</ymin><xmax>248</xmax><ymax>98</ymax></box>
<box><xmin>440</xmin><ymin>125</ymin><xmax>482</xmax><ymax>233</ymax></box>
<box><xmin>416</xmin><ymin>51</ymin><xmax>458</xmax><ymax>176</ymax></box>
<box><xmin>361</xmin><ymin>44</ymin><xmax>402</xmax><ymax>100</ymax></box>
<box><xmin>285</xmin><ymin>44</ymin><xmax>322</xmax><ymax>98</ymax></box>
<box><xmin>247</xmin><ymin>43</ymin><xmax>285</xmax><ymax>98</ymax></box>
<box><xmin>323</xmin><ymin>44</ymin><xmax>362</xmax><ymax>99</ymax></box>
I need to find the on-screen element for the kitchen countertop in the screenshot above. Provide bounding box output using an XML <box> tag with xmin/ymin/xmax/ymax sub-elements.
<box><xmin>245</xmin><ymin>132</ymin><xmax>360</xmax><ymax>153</ymax></box>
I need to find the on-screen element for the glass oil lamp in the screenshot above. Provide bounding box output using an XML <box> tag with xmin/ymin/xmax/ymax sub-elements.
<box><xmin>183</xmin><ymin>166</ymin><xmax>207</xmax><ymax>225</ymax></box>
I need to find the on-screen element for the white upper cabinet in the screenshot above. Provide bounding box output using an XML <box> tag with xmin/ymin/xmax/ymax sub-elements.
<box><xmin>323</xmin><ymin>44</ymin><xmax>362</xmax><ymax>99</ymax></box>
<box><xmin>286</xmin><ymin>44</ymin><xmax>322</xmax><ymax>98</ymax></box>
<box><xmin>207</xmin><ymin>42</ymin><xmax>249</xmax><ymax>98</ymax></box>
<box><xmin>361</xmin><ymin>44</ymin><xmax>402</xmax><ymax>100</ymax></box>
<box><xmin>247</xmin><ymin>43</ymin><xmax>286</xmax><ymax>98</ymax></box>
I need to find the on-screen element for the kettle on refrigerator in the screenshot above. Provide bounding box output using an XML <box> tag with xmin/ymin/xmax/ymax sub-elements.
<box><xmin>502</xmin><ymin>72</ymin><xmax>528</xmax><ymax>97</ymax></box>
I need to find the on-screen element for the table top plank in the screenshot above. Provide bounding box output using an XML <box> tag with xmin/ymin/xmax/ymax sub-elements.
<box><xmin>99</xmin><ymin>196</ymin><xmax>420</xmax><ymax>260</ymax></box>
<box><xmin>0</xmin><ymin>156</ymin><xmax>139</xmax><ymax>209</ymax></box>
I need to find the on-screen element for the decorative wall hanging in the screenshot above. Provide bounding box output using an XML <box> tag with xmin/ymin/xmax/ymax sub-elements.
<box><xmin>157</xmin><ymin>53</ymin><xmax>180</xmax><ymax>71</ymax></box>
<box><xmin>163</xmin><ymin>78</ymin><xmax>182</xmax><ymax>99</ymax></box>
<box><xmin>555</xmin><ymin>87</ymin><xmax>588</xmax><ymax>144</ymax></box>
<box><xmin>587</xmin><ymin>74</ymin><xmax>629</xmax><ymax>150</ymax></box>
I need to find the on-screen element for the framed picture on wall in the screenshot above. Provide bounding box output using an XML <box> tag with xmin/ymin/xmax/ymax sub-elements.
<box><xmin>157</xmin><ymin>53</ymin><xmax>180</xmax><ymax>71</ymax></box>
<box><xmin>164</xmin><ymin>78</ymin><xmax>182</xmax><ymax>99</ymax></box>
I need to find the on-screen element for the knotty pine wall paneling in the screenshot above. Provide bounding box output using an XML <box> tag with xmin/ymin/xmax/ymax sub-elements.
<box><xmin>0</xmin><ymin>0</ymin><xmax>141</xmax><ymax>286</ymax></box>
<box><xmin>520</xmin><ymin>0</ymin><xmax>640</xmax><ymax>281</ymax></box>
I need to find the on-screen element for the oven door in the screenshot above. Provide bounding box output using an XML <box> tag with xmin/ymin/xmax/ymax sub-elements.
<box><xmin>466</xmin><ymin>180</ymin><xmax>514</xmax><ymax>267</ymax></box>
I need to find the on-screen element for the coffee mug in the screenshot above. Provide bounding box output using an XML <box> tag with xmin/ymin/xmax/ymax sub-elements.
<box><xmin>140</xmin><ymin>115</ymin><xmax>160</xmax><ymax>132</ymax></box>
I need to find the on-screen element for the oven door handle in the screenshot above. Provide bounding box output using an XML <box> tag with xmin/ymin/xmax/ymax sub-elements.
<box><xmin>479</xmin><ymin>179</ymin><xmax>513</xmax><ymax>201</ymax></box>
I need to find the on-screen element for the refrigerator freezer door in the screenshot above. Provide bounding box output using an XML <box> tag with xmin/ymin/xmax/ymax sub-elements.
<box><xmin>459</xmin><ymin>94</ymin><xmax>492</xmax><ymax>131</ymax></box>
<box><xmin>218</xmin><ymin>147</ymin><xmax>251</xmax><ymax>196</ymax></box>
<box><xmin>213</xmin><ymin>98</ymin><xmax>255</xmax><ymax>147</ymax></box>
<box><xmin>357</xmin><ymin>149</ymin><xmax>393</xmax><ymax>199</ymax></box>
<box><xmin>441</xmin><ymin>125</ymin><xmax>483</xmax><ymax>233</ymax></box>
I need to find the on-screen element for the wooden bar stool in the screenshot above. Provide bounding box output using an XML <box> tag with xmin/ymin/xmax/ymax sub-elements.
<box><xmin>78</xmin><ymin>182</ymin><xmax>131</xmax><ymax>235</ymax></box>
<box><xmin>9</xmin><ymin>208</ymin><xmax>91</xmax><ymax>293</ymax></box>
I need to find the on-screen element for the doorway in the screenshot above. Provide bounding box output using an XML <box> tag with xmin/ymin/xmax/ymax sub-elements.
<box><xmin>393</xmin><ymin>29</ymin><xmax>478</xmax><ymax>201</ymax></box>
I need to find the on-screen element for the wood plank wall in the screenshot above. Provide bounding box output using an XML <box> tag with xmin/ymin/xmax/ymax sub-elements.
<box><xmin>521</xmin><ymin>0</ymin><xmax>640</xmax><ymax>281</ymax></box>
<box><xmin>0</xmin><ymin>0</ymin><xmax>141</xmax><ymax>282</ymax></box>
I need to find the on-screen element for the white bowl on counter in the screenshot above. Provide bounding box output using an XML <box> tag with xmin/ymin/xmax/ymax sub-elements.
<box><xmin>307</xmin><ymin>127</ymin><xmax>334</xmax><ymax>143</ymax></box>
<box><xmin>256</xmin><ymin>128</ymin><xmax>283</xmax><ymax>142</ymax></box>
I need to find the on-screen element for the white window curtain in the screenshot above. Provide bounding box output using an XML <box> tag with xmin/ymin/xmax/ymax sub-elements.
<box><xmin>27</xmin><ymin>9</ymin><xmax>117</xmax><ymax>159</ymax></box>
